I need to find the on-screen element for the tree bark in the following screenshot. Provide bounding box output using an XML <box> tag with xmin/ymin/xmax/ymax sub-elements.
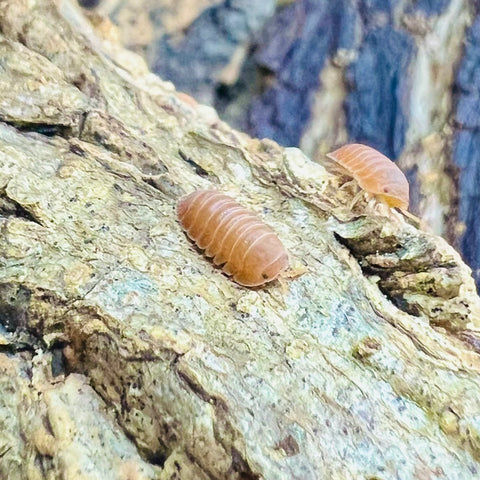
<box><xmin>110</xmin><ymin>0</ymin><xmax>480</xmax><ymax>291</ymax></box>
<box><xmin>1</xmin><ymin>1</ymin><xmax>480</xmax><ymax>479</ymax></box>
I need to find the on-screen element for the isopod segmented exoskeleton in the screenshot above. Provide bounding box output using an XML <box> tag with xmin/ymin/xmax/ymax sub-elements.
<box><xmin>177</xmin><ymin>190</ymin><xmax>289</xmax><ymax>286</ymax></box>
<box><xmin>326</xmin><ymin>143</ymin><xmax>410</xmax><ymax>211</ymax></box>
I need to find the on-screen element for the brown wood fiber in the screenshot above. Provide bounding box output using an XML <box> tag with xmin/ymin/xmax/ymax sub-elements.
<box><xmin>326</xmin><ymin>143</ymin><xmax>410</xmax><ymax>210</ymax></box>
<box><xmin>177</xmin><ymin>190</ymin><xmax>289</xmax><ymax>286</ymax></box>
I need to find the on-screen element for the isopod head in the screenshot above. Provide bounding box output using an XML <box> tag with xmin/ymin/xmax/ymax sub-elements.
<box><xmin>231</xmin><ymin>234</ymin><xmax>289</xmax><ymax>286</ymax></box>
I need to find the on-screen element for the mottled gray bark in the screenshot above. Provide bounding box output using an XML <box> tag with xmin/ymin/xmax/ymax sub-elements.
<box><xmin>1</xmin><ymin>1</ymin><xmax>480</xmax><ymax>479</ymax></box>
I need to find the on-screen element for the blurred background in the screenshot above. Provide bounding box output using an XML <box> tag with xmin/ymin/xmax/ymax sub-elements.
<box><xmin>78</xmin><ymin>0</ymin><xmax>480</xmax><ymax>292</ymax></box>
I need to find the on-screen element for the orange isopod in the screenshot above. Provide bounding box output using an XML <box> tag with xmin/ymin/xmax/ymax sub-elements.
<box><xmin>177</xmin><ymin>190</ymin><xmax>289</xmax><ymax>287</ymax></box>
<box><xmin>326</xmin><ymin>143</ymin><xmax>409</xmax><ymax>210</ymax></box>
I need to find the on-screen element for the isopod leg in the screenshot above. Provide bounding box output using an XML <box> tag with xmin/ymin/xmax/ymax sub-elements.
<box><xmin>398</xmin><ymin>208</ymin><xmax>422</xmax><ymax>228</ymax></box>
<box><xmin>339</xmin><ymin>179</ymin><xmax>358</xmax><ymax>192</ymax></box>
<box><xmin>348</xmin><ymin>189</ymin><xmax>366</xmax><ymax>211</ymax></box>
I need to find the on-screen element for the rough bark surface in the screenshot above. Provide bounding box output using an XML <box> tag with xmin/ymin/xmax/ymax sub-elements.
<box><xmin>107</xmin><ymin>0</ymin><xmax>480</xmax><ymax>291</ymax></box>
<box><xmin>1</xmin><ymin>1</ymin><xmax>480</xmax><ymax>479</ymax></box>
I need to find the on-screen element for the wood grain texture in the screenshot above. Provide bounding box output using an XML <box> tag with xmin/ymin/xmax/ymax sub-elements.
<box><xmin>327</xmin><ymin>143</ymin><xmax>410</xmax><ymax>210</ymax></box>
<box><xmin>177</xmin><ymin>190</ymin><xmax>289</xmax><ymax>286</ymax></box>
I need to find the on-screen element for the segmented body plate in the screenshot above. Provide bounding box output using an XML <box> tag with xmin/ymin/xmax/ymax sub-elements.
<box><xmin>326</xmin><ymin>143</ymin><xmax>409</xmax><ymax>210</ymax></box>
<box><xmin>177</xmin><ymin>190</ymin><xmax>289</xmax><ymax>286</ymax></box>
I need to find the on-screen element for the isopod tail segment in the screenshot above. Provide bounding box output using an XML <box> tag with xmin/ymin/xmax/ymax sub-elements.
<box><xmin>177</xmin><ymin>190</ymin><xmax>291</xmax><ymax>287</ymax></box>
<box><xmin>325</xmin><ymin>143</ymin><xmax>420</xmax><ymax>225</ymax></box>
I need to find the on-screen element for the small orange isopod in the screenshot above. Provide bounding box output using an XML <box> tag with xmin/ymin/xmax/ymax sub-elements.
<box><xmin>326</xmin><ymin>143</ymin><xmax>409</xmax><ymax>210</ymax></box>
<box><xmin>177</xmin><ymin>190</ymin><xmax>289</xmax><ymax>287</ymax></box>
